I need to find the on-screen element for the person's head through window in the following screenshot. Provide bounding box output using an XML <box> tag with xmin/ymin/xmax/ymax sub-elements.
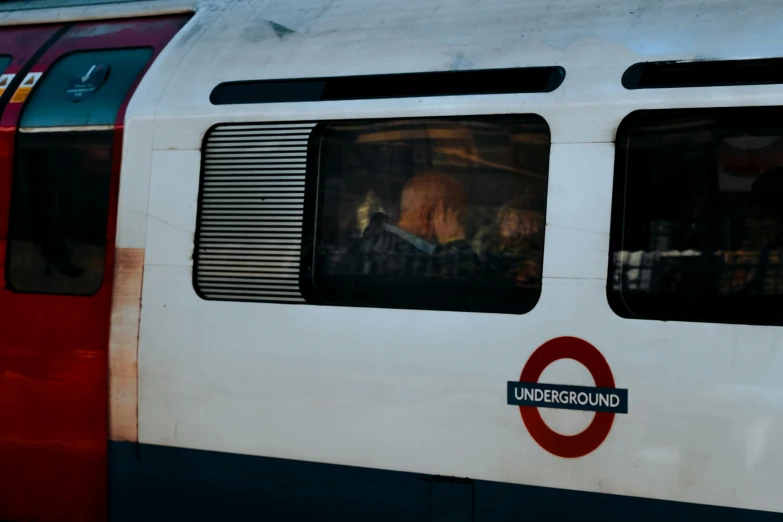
<box><xmin>482</xmin><ymin>195</ymin><xmax>545</xmax><ymax>285</ymax></box>
<box><xmin>489</xmin><ymin>195</ymin><xmax>545</xmax><ymax>250</ymax></box>
<box><xmin>337</xmin><ymin>168</ymin><xmax>479</xmax><ymax>281</ymax></box>
<box><xmin>497</xmin><ymin>203</ymin><xmax>544</xmax><ymax>248</ymax></box>
<box><xmin>397</xmin><ymin>169</ymin><xmax>467</xmax><ymax>245</ymax></box>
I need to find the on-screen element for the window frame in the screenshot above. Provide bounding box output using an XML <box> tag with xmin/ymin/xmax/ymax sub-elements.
<box><xmin>608</xmin><ymin>105</ymin><xmax>783</xmax><ymax>326</ymax></box>
<box><xmin>194</xmin><ymin>113</ymin><xmax>553</xmax><ymax>314</ymax></box>
<box><xmin>4</xmin><ymin>46</ymin><xmax>154</xmax><ymax>296</ymax></box>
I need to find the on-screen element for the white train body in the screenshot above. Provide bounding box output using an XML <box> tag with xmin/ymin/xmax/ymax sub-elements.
<box><xmin>2</xmin><ymin>0</ymin><xmax>783</xmax><ymax>520</ymax></box>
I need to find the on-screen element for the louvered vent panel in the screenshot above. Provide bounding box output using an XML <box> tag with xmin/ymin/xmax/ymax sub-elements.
<box><xmin>195</xmin><ymin>123</ymin><xmax>316</xmax><ymax>303</ymax></box>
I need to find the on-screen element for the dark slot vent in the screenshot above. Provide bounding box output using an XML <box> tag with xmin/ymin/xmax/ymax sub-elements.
<box><xmin>210</xmin><ymin>66</ymin><xmax>565</xmax><ymax>105</ymax></box>
<box><xmin>623</xmin><ymin>58</ymin><xmax>783</xmax><ymax>90</ymax></box>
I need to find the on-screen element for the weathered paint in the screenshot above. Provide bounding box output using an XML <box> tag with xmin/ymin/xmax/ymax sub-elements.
<box><xmin>109</xmin><ymin>247</ymin><xmax>145</xmax><ymax>442</ymax></box>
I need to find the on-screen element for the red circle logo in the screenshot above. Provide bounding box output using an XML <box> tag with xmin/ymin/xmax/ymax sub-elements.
<box><xmin>518</xmin><ymin>336</ymin><xmax>616</xmax><ymax>458</ymax></box>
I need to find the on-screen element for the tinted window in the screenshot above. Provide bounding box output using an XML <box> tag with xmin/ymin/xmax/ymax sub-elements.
<box><xmin>610</xmin><ymin>107</ymin><xmax>783</xmax><ymax>325</ymax></box>
<box><xmin>310</xmin><ymin>116</ymin><xmax>550</xmax><ymax>314</ymax></box>
<box><xmin>6</xmin><ymin>48</ymin><xmax>153</xmax><ymax>295</ymax></box>
<box><xmin>0</xmin><ymin>55</ymin><xmax>11</xmax><ymax>76</ymax></box>
<box><xmin>7</xmin><ymin>130</ymin><xmax>113</xmax><ymax>294</ymax></box>
<box><xmin>20</xmin><ymin>47</ymin><xmax>152</xmax><ymax>128</ymax></box>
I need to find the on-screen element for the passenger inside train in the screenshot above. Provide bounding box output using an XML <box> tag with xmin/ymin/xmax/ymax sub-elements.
<box><xmin>476</xmin><ymin>194</ymin><xmax>545</xmax><ymax>286</ymax></box>
<box><xmin>311</xmin><ymin>116</ymin><xmax>549</xmax><ymax>313</ymax></box>
<box><xmin>334</xmin><ymin>169</ymin><xmax>481</xmax><ymax>280</ymax></box>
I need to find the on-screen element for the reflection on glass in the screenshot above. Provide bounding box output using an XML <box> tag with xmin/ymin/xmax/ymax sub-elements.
<box><xmin>7</xmin><ymin>131</ymin><xmax>113</xmax><ymax>295</ymax></box>
<box><xmin>311</xmin><ymin>117</ymin><xmax>550</xmax><ymax>314</ymax></box>
<box><xmin>612</xmin><ymin>108</ymin><xmax>783</xmax><ymax>324</ymax></box>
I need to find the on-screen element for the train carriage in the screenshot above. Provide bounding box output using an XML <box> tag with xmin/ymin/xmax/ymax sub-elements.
<box><xmin>0</xmin><ymin>1</ymin><xmax>782</xmax><ymax>521</ymax></box>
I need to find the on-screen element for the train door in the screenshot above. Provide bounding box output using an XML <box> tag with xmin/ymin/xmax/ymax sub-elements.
<box><xmin>0</xmin><ymin>24</ymin><xmax>68</xmax><ymax>194</ymax></box>
<box><xmin>0</xmin><ymin>15</ymin><xmax>189</xmax><ymax>522</ymax></box>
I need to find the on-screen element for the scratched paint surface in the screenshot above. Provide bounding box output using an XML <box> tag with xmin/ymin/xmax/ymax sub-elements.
<box><xmin>109</xmin><ymin>247</ymin><xmax>145</xmax><ymax>442</ymax></box>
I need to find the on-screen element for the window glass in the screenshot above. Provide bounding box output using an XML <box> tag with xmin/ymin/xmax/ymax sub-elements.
<box><xmin>20</xmin><ymin>47</ymin><xmax>152</xmax><ymax>128</ymax></box>
<box><xmin>7</xmin><ymin>130</ymin><xmax>113</xmax><ymax>294</ymax></box>
<box><xmin>310</xmin><ymin>116</ymin><xmax>550</xmax><ymax>314</ymax></box>
<box><xmin>0</xmin><ymin>55</ymin><xmax>11</xmax><ymax>76</ymax></box>
<box><xmin>5</xmin><ymin>48</ymin><xmax>153</xmax><ymax>295</ymax></box>
<box><xmin>610</xmin><ymin>107</ymin><xmax>783</xmax><ymax>325</ymax></box>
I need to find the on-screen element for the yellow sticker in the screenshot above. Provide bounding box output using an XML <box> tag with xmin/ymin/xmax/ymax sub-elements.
<box><xmin>10</xmin><ymin>72</ymin><xmax>42</xmax><ymax>103</ymax></box>
<box><xmin>0</xmin><ymin>73</ymin><xmax>14</xmax><ymax>97</ymax></box>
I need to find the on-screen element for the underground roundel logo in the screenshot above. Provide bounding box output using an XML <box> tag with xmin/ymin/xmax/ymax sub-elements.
<box><xmin>507</xmin><ymin>336</ymin><xmax>628</xmax><ymax>458</ymax></box>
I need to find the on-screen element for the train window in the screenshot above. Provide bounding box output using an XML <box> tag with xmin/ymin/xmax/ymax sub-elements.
<box><xmin>0</xmin><ymin>55</ymin><xmax>11</xmax><ymax>75</ymax></box>
<box><xmin>20</xmin><ymin>47</ymin><xmax>152</xmax><ymax>127</ymax></box>
<box><xmin>309</xmin><ymin>116</ymin><xmax>550</xmax><ymax>313</ymax></box>
<box><xmin>7</xmin><ymin>131</ymin><xmax>113</xmax><ymax>294</ymax></box>
<box><xmin>610</xmin><ymin>106</ymin><xmax>783</xmax><ymax>326</ymax></box>
<box><xmin>6</xmin><ymin>48</ymin><xmax>153</xmax><ymax>295</ymax></box>
<box><xmin>195</xmin><ymin>116</ymin><xmax>550</xmax><ymax>313</ymax></box>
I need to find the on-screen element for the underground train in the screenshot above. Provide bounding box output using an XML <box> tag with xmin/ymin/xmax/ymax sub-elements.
<box><xmin>1</xmin><ymin>0</ymin><xmax>783</xmax><ymax>520</ymax></box>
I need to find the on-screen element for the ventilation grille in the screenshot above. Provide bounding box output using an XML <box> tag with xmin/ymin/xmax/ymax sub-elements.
<box><xmin>195</xmin><ymin>122</ymin><xmax>316</xmax><ymax>303</ymax></box>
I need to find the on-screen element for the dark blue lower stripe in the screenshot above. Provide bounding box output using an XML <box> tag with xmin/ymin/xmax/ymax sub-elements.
<box><xmin>109</xmin><ymin>441</ymin><xmax>782</xmax><ymax>521</ymax></box>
